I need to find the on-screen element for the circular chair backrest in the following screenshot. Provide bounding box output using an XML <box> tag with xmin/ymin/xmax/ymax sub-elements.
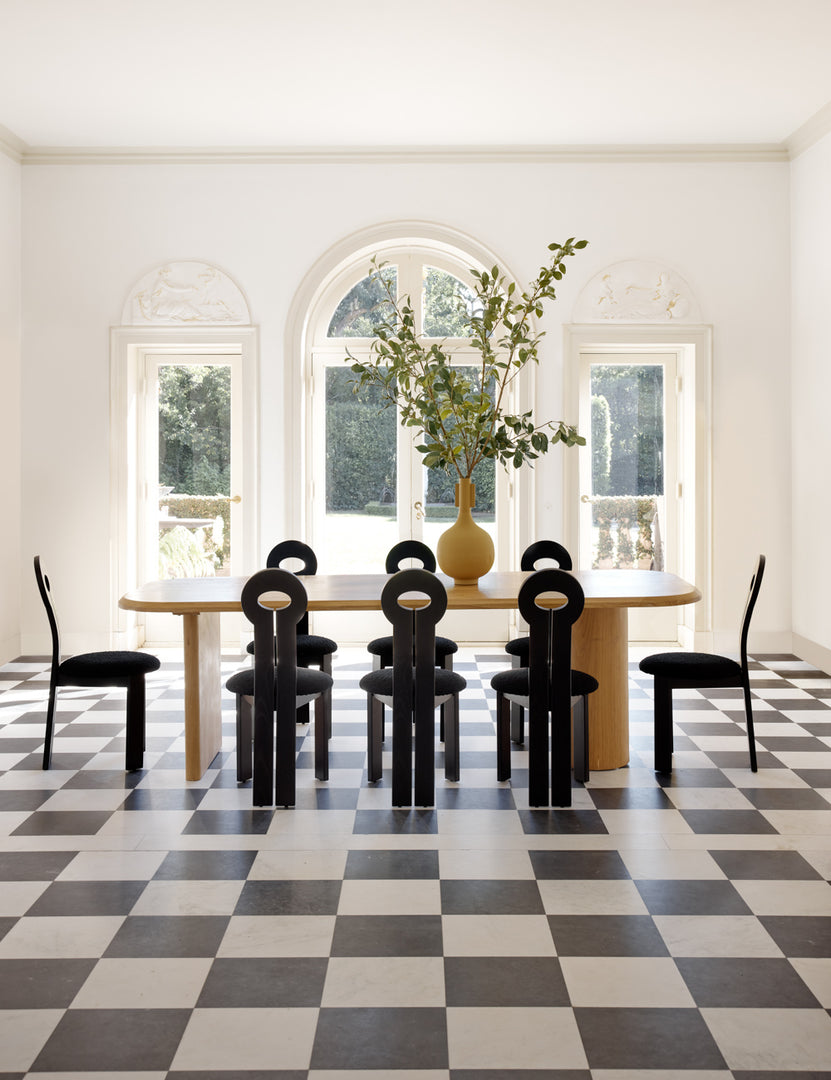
<box><xmin>242</xmin><ymin>567</ymin><xmax>309</xmax><ymax>662</ymax></box>
<box><xmin>385</xmin><ymin>540</ymin><xmax>437</xmax><ymax>573</ymax></box>
<box><xmin>520</xmin><ymin>540</ymin><xmax>573</xmax><ymax>571</ymax></box>
<box><xmin>381</xmin><ymin>568</ymin><xmax>447</xmax><ymax>631</ymax></box>
<box><xmin>517</xmin><ymin>568</ymin><xmax>584</xmax><ymax>632</ymax></box>
<box><xmin>265</xmin><ymin>540</ymin><xmax>318</xmax><ymax>576</ymax></box>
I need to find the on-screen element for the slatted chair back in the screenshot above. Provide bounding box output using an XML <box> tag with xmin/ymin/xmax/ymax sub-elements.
<box><xmin>385</xmin><ymin>540</ymin><xmax>437</xmax><ymax>573</ymax></box>
<box><xmin>518</xmin><ymin>569</ymin><xmax>585</xmax><ymax>806</ymax></box>
<box><xmin>241</xmin><ymin>567</ymin><xmax>308</xmax><ymax>807</ymax></box>
<box><xmin>381</xmin><ymin>569</ymin><xmax>448</xmax><ymax>806</ymax></box>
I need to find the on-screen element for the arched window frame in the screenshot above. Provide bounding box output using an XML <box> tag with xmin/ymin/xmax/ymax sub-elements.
<box><xmin>284</xmin><ymin>223</ymin><xmax>539</xmax><ymax>571</ymax></box>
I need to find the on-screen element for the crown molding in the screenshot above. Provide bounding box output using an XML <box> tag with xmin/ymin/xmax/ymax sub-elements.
<box><xmin>17</xmin><ymin>142</ymin><xmax>790</xmax><ymax>166</ymax></box>
<box><xmin>786</xmin><ymin>100</ymin><xmax>831</xmax><ymax>159</ymax></box>
<box><xmin>0</xmin><ymin>123</ymin><xmax>25</xmax><ymax>164</ymax></box>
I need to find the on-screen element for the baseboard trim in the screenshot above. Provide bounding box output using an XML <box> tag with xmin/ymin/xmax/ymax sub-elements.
<box><xmin>792</xmin><ymin>634</ymin><xmax>831</xmax><ymax>675</ymax></box>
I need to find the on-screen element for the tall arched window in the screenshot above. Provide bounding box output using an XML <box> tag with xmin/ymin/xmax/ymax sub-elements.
<box><xmin>306</xmin><ymin>240</ymin><xmax>517</xmax><ymax>581</ymax></box>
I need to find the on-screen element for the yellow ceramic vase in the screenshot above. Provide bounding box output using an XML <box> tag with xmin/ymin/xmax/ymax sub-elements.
<box><xmin>436</xmin><ymin>477</ymin><xmax>495</xmax><ymax>585</ymax></box>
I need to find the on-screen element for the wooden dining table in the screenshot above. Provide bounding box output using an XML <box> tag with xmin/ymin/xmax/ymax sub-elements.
<box><xmin>120</xmin><ymin>569</ymin><xmax>700</xmax><ymax>781</ymax></box>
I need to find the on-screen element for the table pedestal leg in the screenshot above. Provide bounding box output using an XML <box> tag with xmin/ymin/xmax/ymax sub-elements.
<box><xmin>572</xmin><ymin>606</ymin><xmax>630</xmax><ymax>770</ymax></box>
<box><xmin>182</xmin><ymin>611</ymin><xmax>223</xmax><ymax>780</ymax></box>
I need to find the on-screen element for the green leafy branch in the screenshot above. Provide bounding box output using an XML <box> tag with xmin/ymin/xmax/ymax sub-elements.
<box><xmin>347</xmin><ymin>238</ymin><xmax>588</xmax><ymax>480</ymax></box>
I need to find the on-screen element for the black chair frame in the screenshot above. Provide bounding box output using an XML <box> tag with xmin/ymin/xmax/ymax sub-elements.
<box><xmin>639</xmin><ymin>555</ymin><xmax>766</xmax><ymax>774</ymax></box>
<box><xmin>34</xmin><ymin>555</ymin><xmax>160</xmax><ymax>771</ymax></box>
<box><xmin>363</xmin><ymin>568</ymin><xmax>463</xmax><ymax>807</ymax></box>
<box><xmin>236</xmin><ymin>567</ymin><xmax>331</xmax><ymax>806</ymax></box>
<box><xmin>506</xmin><ymin>541</ymin><xmax>573</xmax><ymax>745</ymax></box>
<box><xmin>494</xmin><ymin>569</ymin><xmax>589</xmax><ymax>807</ymax></box>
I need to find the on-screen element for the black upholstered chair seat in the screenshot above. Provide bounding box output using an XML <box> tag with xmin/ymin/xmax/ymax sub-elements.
<box><xmin>226</xmin><ymin>665</ymin><xmax>333</xmax><ymax>706</ymax></box>
<box><xmin>34</xmin><ymin>556</ymin><xmax>161</xmax><ymax>772</ymax></box>
<box><xmin>246</xmin><ymin>633</ymin><xmax>337</xmax><ymax>664</ymax></box>
<box><xmin>638</xmin><ymin>555</ymin><xmax>766</xmax><ymax>774</ymax></box>
<box><xmin>360</xmin><ymin>665</ymin><xmax>466</xmax><ymax>706</ymax></box>
<box><xmin>638</xmin><ymin>652</ymin><xmax>742</xmax><ymax>683</ymax></box>
<box><xmin>60</xmin><ymin>651</ymin><xmax>161</xmax><ymax>680</ymax></box>
<box><xmin>491</xmin><ymin>666</ymin><xmax>598</xmax><ymax>700</ymax></box>
<box><xmin>367</xmin><ymin>635</ymin><xmax>458</xmax><ymax>667</ymax></box>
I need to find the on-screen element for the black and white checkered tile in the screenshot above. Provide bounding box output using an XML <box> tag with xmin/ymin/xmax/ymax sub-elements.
<box><xmin>0</xmin><ymin>647</ymin><xmax>830</xmax><ymax>1077</ymax></box>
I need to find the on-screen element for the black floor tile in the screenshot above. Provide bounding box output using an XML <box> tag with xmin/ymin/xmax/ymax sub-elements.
<box><xmin>676</xmin><ymin>956</ymin><xmax>822</xmax><ymax>1007</ymax></box>
<box><xmin>310</xmin><ymin>1006</ymin><xmax>448</xmax><ymax>1069</ymax></box>
<box><xmin>529</xmin><ymin>850</ymin><xmax>630</xmax><ymax>880</ymax></box>
<box><xmin>444</xmin><ymin>955</ymin><xmax>569</xmax><ymax>1006</ymax></box>
<box><xmin>547</xmin><ymin>914</ymin><xmax>669</xmax><ymax>956</ymax></box>
<box><xmin>0</xmin><ymin>958</ymin><xmax>96</xmax><ymax>1007</ymax></box>
<box><xmin>233</xmin><ymin>879</ymin><xmax>341</xmax><ymax>915</ymax></box>
<box><xmin>574</xmin><ymin>1006</ymin><xmax>727</xmax><ymax>1069</ymax></box>
<box><xmin>154</xmin><ymin>849</ymin><xmax>259</xmax><ymax>880</ymax></box>
<box><xmin>31</xmin><ymin>1008</ymin><xmax>191</xmax><ymax>1072</ymax></box>
<box><xmin>440</xmin><ymin>879</ymin><xmax>545</xmax><ymax>915</ymax></box>
<box><xmin>344</xmin><ymin>849</ymin><xmax>440</xmax><ymax>879</ymax></box>
<box><xmin>635</xmin><ymin>878</ymin><xmax>752</xmax><ymax>915</ymax></box>
<box><xmin>330</xmin><ymin>914</ymin><xmax>443</xmax><ymax>956</ymax></box>
<box><xmin>104</xmin><ymin>915</ymin><xmax>230</xmax><ymax>957</ymax></box>
<box><xmin>759</xmin><ymin>916</ymin><xmax>831</xmax><ymax>957</ymax></box>
<box><xmin>196</xmin><ymin>957</ymin><xmax>328</xmax><ymax>1007</ymax></box>
<box><xmin>709</xmin><ymin>848</ymin><xmax>823</xmax><ymax>880</ymax></box>
<box><xmin>25</xmin><ymin>879</ymin><xmax>147</xmax><ymax>916</ymax></box>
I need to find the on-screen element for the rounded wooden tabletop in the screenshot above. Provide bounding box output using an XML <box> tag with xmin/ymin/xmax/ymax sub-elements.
<box><xmin>119</xmin><ymin>569</ymin><xmax>701</xmax><ymax>614</ymax></box>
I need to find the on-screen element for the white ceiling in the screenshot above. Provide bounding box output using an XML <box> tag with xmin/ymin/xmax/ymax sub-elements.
<box><xmin>2</xmin><ymin>0</ymin><xmax>831</xmax><ymax>152</ymax></box>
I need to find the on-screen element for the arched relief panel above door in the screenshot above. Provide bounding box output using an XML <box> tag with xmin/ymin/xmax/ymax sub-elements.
<box><xmin>572</xmin><ymin>260</ymin><xmax>700</xmax><ymax>323</ymax></box>
<box><xmin>121</xmin><ymin>261</ymin><xmax>251</xmax><ymax>325</ymax></box>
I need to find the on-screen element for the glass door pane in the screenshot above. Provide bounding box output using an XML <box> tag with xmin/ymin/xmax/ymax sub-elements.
<box><xmin>578</xmin><ymin>351</ymin><xmax>678</xmax><ymax>642</ymax></box>
<box><xmin>156</xmin><ymin>364</ymin><xmax>232</xmax><ymax>579</ymax></box>
<box><xmin>317</xmin><ymin>365</ymin><xmax>399</xmax><ymax>573</ymax></box>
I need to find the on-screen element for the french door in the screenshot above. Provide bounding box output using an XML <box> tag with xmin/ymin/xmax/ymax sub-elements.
<box><xmin>307</xmin><ymin>250</ymin><xmax>514</xmax><ymax>642</ymax></box>
<box><xmin>140</xmin><ymin>349</ymin><xmax>244</xmax><ymax>644</ymax></box>
<box><xmin>577</xmin><ymin>350</ymin><xmax>679</xmax><ymax>642</ymax></box>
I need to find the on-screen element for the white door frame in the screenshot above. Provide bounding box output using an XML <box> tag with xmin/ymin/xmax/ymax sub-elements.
<box><xmin>564</xmin><ymin>324</ymin><xmax>713</xmax><ymax>646</ymax></box>
<box><xmin>109</xmin><ymin>326</ymin><xmax>259</xmax><ymax>648</ymax></box>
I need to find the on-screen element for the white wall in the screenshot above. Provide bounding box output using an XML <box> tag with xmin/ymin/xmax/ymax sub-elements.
<box><xmin>0</xmin><ymin>151</ymin><xmax>21</xmax><ymax>664</ymax></box>
<box><xmin>19</xmin><ymin>158</ymin><xmax>791</xmax><ymax>651</ymax></box>
<box><xmin>791</xmin><ymin>132</ymin><xmax>831</xmax><ymax>666</ymax></box>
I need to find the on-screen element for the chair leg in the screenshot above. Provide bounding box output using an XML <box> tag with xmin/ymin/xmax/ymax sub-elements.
<box><xmin>322</xmin><ymin>654</ymin><xmax>333</xmax><ymax>740</ymax></box>
<box><xmin>236</xmin><ymin>694</ymin><xmax>253</xmax><ymax>783</ymax></box>
<box><xmin>551</xmin><ymin>709</ymin><xmax>572</xmax><ymax>809</ymax></box>
<box><xmin>124</xmin><ymin>675</ymin><xmax>146</xmax><ymax>772</ymax></box>
<box><xmin>42</xmin><ymin>681</ymin><xmax>59</xmax><ymax>770</ymax></box>
<box><xmin>496</xmin><ymin>692</ymin><xmax>512</xmax><ymax>781</ymax></box>
<box><xmin>572</xmin><ymin>694</ymin><xmax>590</xmax><ymax>784</ymax></box>
<box><xmin>367</xmin><ymin>694</ymin><xmax>383</xmax><ymax>782</ymax></box>
<box><xmin>444</xmin><ymin>694</ymin><xmax>460</xmax><ymax>783</ymax></box>
<box><xmin>742</xmin><ymin>676</ymin><xmax>758</xmax><ymax>773</ymax></box>
<box><xmin>653</xmin><ymin>678</ymin><xmax>674</xmax><ymax>773</ymax></box>
<box><xmin>314</xmin><ymin>693</ymin><xmax>329</xmax><ymax>781</ymax></box>
<box><xmin>510</xmin><ymin>653</ymin><xmax>523</xmax><ymax>743</ymax></box>
<box><xmin>439</xmin><ymin>654</ymin><xmax>453</xmax><ymax>742</ymax></box>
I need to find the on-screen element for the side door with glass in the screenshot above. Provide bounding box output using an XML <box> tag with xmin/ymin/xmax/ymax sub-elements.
<box><xmin>141</xmin><ymin>350</ymin><xmax>244</xmax><ymax>644</ymax></box>
<box><xmin>578</xmin><ymin>351</ymin><xmax>679</xmax><ymax>641</ymax></box>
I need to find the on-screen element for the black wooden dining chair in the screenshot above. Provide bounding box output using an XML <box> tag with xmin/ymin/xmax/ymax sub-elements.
<box><xmin>366</xmin><ymin>540</ymin><xmax>458</xmax><ymax>739</ymax></box>
<box><xmin>491</xmin><ymin>568</ymin><xmax>596</xmax><ymax>807</ymax></box>
<box><xmin>245</xmin><ymin>540</ymin><xmax>337</xmax><ymax>734</ymax></box>
<box><xmin>228</xmin><ymin>567</ymin><xmax>333</xmax><ymax>806</ymax></box>
<box><xmin>360</xmin><ymin>568</ymin><xmax>466</xmax><ymax>807</ymax></box>
<box><xmin>34</xmin><ymin>555</ymin><xmax>161</xmax><ymax>771</ymax></box>
<box><xmin>504</xmin><ymin>540</ymin><xmax>573</xmax><ymax>745</ymax></box>
<box><xmin>639</xmin><ymin>554</ymin><xmax>766</xmax><ymax>773</ymax></box>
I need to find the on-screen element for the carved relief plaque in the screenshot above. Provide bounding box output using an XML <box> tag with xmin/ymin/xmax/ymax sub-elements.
<box><xmin>122</xmin><ymin>261</ymin><xmax>250</xmax><ymax>325</ymax></box>
<box><xmin>573</xmin><ymin>260</ymin><xmax>699</xmax><ymax>322</ymax></box>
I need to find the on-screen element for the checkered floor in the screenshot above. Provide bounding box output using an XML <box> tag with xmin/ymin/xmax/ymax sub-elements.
<box><xmin>0</xmin><ymin>646</ymin><xmax>830</xmax><ymax>1078</ymax></box>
